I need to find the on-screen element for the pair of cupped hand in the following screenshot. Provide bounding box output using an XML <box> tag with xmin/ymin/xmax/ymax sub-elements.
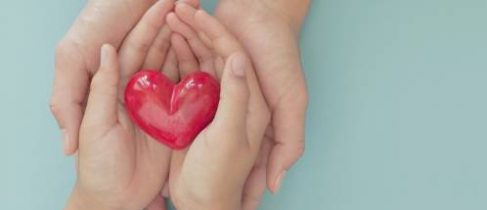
<box><xmin>54</xmin><ymin>0</ymin><xmax>309</xmax><ymax>209</ymax></box>
<box><xmin>66</xmin><ymin>1</ymin><xmax>268</xmax><ymax>209</ymax></box>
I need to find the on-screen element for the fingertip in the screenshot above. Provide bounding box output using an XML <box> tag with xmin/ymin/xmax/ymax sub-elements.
<box><xmin>193</xmin><ymin>9</ymin><xmax>211</xmax><ymax>27</ymax></box>
<box><xmin>50</xmin><ymin>100</ymin><xmax>83</xmax><ymax>155</ymax></box>
<box><xmin>157</xmin><ymin>0</ymin><xmax>176</xmax><ymax>15</ymax></box>
<box><xmin>195</xmin><ymin>8</ymin><xmax>207</xmax><ymax>18</ymax></box>
<box><xmin>221</xmin><ymin>52</ymin><xmax>249</xmax><ymax>90</ymax></box>
<box><xmin>177</xmin><ymin>0</ymin><xmax>200</xmax><ymax>8</ymax></box>
<box><xmin>270</xmin><ymin>170</ymin><xmax>286</xmax><ymax>194</ymax></box>
<box><xmin>166</xmin><ymin>13</ymin><xmax>181</xmax><ymax>37</ymax></box>
<box><xmin>166</xmin><ymin>12</ymin><xmax>177</xmax><ymax>27</ymax></box>
<box><xmin>175</xmin><ymin>2</ymin><xmax>196</xmax><ymax>15</ymax></box>
<box><xmin>218</xmin><ymin>52</ymin><xmax>250</xmax><ymax>110</ymax></box>
<box><xmin>62</xmin><ymin>128</ymin><xmax>79</xmax><ymax>156</ymax></box>
<box><xmin>266</xmin><ymin>142</ymin><xmax>305</xmax><ymax>193</ymax></box>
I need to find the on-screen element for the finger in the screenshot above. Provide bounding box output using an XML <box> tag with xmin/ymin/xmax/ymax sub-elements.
<box><xmin>83</xmin><ymin>44</ymin><xmax>120</xmax><ymax>130</ymax></box>
<box><xmin>175</xmin><ymin>5</ymin><xmax>241</xmax><ymax>58</ymax></box>
<box><xmin>51</xmin><ymin>41</ymin><xmax>90</xmax><ymax>155</ymax></box>
<box><xmin>242</xmin><ymin>138</ymin><xmax>272</xmax><ymax>210</ymax></box>
<box><xmin>178</xmin><ymin>0</ymin><xmax>200</xmax><ymax>8</ymax></box>
<box><xmin>161</xmin><ymin>48</ymin><xmax>179</xmax><ymax>82</ymax></box>
<box><xmin>170</xmin><ymin>33</ymin><xmax>199</xmax><ymax>77</ymax></box>
<box><xmin>119</xmin><ymin>0</ymin><xmax>175</xmax><ymax>88</ymax></box>
<box><xmin>166</xmin><ymin>12</ymin><xmax>215</xmax><ymax>77</ymax></box>
<box><xmin>267</xmin><ymin>88</ymin><xmax>308</xmax><ymax>193</ymax></box>
<box><xmin>145</xmin><ymin>194</ymin><xmax>167</xmax><ymax>210</ymax></box>
<box><xmin>143</xmin><ymin>26</ymin><xmax>172</xmax><ymax>70</ymax></box>
<box><xmin>211</xmin><ymin>52</ymin><xmax>249</xmax><ymax>136</ymax></box>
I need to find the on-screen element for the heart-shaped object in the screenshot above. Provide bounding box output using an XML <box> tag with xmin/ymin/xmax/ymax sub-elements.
<box><xmin>125</xmin><ymin>70</ymin><xmax>220</xmax><ymax>149</ymax></box>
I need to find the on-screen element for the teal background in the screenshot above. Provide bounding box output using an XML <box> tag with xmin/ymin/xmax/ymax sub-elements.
<box><xmin>1</xmin><ymin>0</ymin><xmax>487</xmax><ymax>209</ymax></box>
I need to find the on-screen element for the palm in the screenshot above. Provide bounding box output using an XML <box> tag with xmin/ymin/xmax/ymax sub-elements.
<box><xmin>77</xmin><ymin>101</ymin><xmax>170</xmax><ymax>209</ymax></box>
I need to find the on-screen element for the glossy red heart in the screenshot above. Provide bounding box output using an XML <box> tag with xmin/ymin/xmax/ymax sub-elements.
<box><xmin>124</xmin><ymin>70</ymin><xmax>220</xmax><ymax>149</ymax></box>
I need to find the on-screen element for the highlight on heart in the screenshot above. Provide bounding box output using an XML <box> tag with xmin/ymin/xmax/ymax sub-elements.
<box><xmin>124</xmin><ymin>69</ymin><xmax>220</xmax><ymax>150</ymax></box>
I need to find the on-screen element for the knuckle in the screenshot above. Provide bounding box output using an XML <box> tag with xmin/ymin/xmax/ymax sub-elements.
<box><xmin>55</xmin><ymin>39</ymin><xmax>76</xmax><ymax>60</ymax></box>
<box><xmin>55</xmin><ymin>40</ymin><xmax>68</xmax><ymax>56</ymax></box>
<box><xmin>49</xmin><ymin>99</ymin><xmax>62</xmax><ymax>118</ymax></box>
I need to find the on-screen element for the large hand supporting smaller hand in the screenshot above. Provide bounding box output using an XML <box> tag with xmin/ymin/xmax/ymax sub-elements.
<box><xmin>164</xmin><ymin>5</ymin><xmax>270</xmax><ymax>209</ymax></box>
<box><xmin>214</xmin><ymin>1</ymin><xmax>310</xmax><ymax>208</ymax></box>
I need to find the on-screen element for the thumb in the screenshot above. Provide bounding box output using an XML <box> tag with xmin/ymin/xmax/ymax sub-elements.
<box><xmin>83</xmin><ymin>44</ymin><xmax>120</xmax><ymax>128</ymax></box>
<box><xmin>212</xmin><ymin>52</ymin><xmax>250</xmax><ymax>136</ymax></box>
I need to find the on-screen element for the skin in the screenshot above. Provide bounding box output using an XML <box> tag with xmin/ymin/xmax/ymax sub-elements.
<box><xmin>51</xmin><ymin>0</ymin><xmax>158</xmax><ymax>155</ymax></box>
<box><xmin>180</xmin><ymin>0</ymin><xmax>311</xmax><ymax>209</ymax></box>
<box><xmin>67</xmin><ymin>5</ymin><xmax>270</xmax><ymax>209</ymax></box>
<box><xmin>64</xmin><ymin>1</ymin><xmax>179</xmax><ymax>209</ymax></box>
<box><xmin>53</xmin><ymin>0</ymin><xmax>310</xmax><ymax>209</ymax></box>
<box><xmin>165</xmin><ymin>4</ymin><xmax>270</xmax><ymax>209</ymax></box>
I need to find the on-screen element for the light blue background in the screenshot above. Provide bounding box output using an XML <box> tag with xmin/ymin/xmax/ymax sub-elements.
<box><xmin>1</xmin><ymin>0</ymin><xmax>487</xmax><ymax>209</ymax></box>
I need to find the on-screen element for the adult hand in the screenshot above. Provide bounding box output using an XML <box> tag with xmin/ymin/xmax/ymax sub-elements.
<box><xmin>164</xmin><ymin>5</ymin><xmax>270</xmax><ymax>209</ymax></box>
<box><xmin>51</xmin><ymin>0</ymin><xmax>157</xmax><ymax>155</ymax></box>
<box><xmin>213</xmin><ymin>0</ymin><xmax>310</xmax><ymax>207</ymax></box>
<box><xmin>62</xmin><ymin>1</ymin><xmax>178</xmax><ymax>209</ymax></box>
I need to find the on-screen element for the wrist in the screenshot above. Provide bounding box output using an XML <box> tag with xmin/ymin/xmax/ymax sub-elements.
<box><xmin>272</xmin><ymin>0</ymin><xmax>311</xmax><ymax>33</ymax></box>
<box><xmin>175</xmin><ymin>190</ymin><xmax>241</xmax><ymax>210</ymax></box>
<box><xmin>65</xmin><ymin>186</ymin><xmax>118</xmax><ymax>210</ymax></box>
<box><xmin>181</xmin><ymin>202</ymin><xmax>240</xmax><ymax>210</ymax></box>
<box><xmin>216</xmin><ymin>0</ymin><xmax>310</xmax><ymax>35</ymax></box>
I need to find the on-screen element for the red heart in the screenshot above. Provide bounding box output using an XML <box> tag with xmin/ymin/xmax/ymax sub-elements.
<box><xmin>124</xmin><ymin>70</ymin><xmax>220</xmax><ymax>150</ymax></box>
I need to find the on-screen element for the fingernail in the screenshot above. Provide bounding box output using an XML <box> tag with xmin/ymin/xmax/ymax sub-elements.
<box><xmin>62</xmin><ymin>129</ymin><xmax>70</xmax><ymax>155</ymax></box>
<box><xmin>273</xmin><ymin>170</ymin><xmax>286</xmax><ymax>194</ymax></box>
<box><xmin>231</xmin><ymin>53</ymin><xmax>246</xmax><ymax>77</ymax></box>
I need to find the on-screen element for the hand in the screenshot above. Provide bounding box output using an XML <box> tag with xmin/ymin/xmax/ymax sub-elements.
<box><xmin>50</xmin><ymin>0</ymin><xmax>158</xmax><ymax>155</ymax></box>
<box><xmin>65</xmin><ymin>1</ymin><xmax>178</xmax><ymax>209</ymax></box>
<box><xmin>164</xmin><ymin>5</ymin><xmax>270</xmax><ymax>209</ymax></box>
<box><xmin>213</xmin><ymin>0</ymin><xmax>310</xmax><ymax>208</ymax></box>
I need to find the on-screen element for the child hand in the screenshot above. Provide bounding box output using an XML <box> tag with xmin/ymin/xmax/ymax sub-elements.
<box><xmin>165</xmin><ymin>4</ymin><xmax>270</xmax><ymax>210</ymax></box>
<box><xmin>65</xmin><ymin>1</ymin><xmax>178</xmax><ymax>209</ymax></box>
